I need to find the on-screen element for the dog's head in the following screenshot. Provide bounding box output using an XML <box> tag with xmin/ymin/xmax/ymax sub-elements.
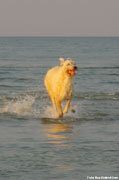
<box><xmin>59</xmin><ymin>58</ymin><xmax>77</xmax><ymax>77</ymax></box>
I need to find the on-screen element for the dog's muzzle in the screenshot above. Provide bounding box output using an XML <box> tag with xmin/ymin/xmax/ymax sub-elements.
<box><xmin>67</xmin><ymin>66</ymin><xmax>78</xmax><ymax>76</ymax></box>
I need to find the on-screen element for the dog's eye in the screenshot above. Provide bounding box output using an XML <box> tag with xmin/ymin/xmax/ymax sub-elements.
<box><xmin>67</xmin><ymin>63</ymin><xmax>70</xmax><ymax>66</ymax></box>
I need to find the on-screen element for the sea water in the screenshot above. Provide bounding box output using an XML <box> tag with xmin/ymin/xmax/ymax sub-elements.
<box><xmin>0</xmin><ymin>37</ymin><xmax>119</xmax><ymax>180</ymax></box>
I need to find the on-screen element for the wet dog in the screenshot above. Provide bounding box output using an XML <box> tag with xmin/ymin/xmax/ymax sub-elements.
<box><xmin>44</xmin><ymin>58</ymin><xmax>77</xmax><ymax>118</ymax></box>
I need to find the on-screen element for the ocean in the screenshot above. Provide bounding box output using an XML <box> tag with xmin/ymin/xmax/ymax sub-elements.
<box><xmin>0</xmin><ymin>37</ymin><xmax>119</xmax><ymax>180</ymax></box>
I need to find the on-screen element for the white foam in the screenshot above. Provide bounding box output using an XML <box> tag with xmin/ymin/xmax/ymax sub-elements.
<box><xmin>44</xmin><ymin>106</ymin><xmax>55</xmax><ymax>118</ymax></box>
<box><xmin>0</xmin><ymin>95</ymin><xmax>80</xmax><ymax>121</ymax></box>
<box><xmin>0</xmin><ymin>95</ymin><xmax>35</xmax><ymax>115</ymax></box>
<box><xmin>44</xmin><ymin>103</ymin><xmax>80</xmax><ymax>119</ymax></box>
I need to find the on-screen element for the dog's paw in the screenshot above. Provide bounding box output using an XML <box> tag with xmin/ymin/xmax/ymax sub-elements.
<box><xmin>71</xmin><ymin>109</ymin><xmax>75</xmax><ymax>113</ymax></box>
<box><xmin>63</xmin><ymin>109</ymin><xmax>68</xmax><ymax>114</ymax></box>
<box><xmin>56</xmin><ymin>113</ymin><xmax>63</xmax><ymax>119</ymax></box>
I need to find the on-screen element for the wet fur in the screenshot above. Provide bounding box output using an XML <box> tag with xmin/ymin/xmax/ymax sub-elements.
<box><xmin>44</xmin><ymin>58</ymin><xmax>77</xmax><ymax>118</ymax></box>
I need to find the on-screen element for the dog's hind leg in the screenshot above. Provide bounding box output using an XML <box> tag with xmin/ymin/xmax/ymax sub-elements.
<box><xmin>55</xmin><ymin>100</ymin><xmax>63</xmax><ymax>118</ymax></box>
<box><xmin>50</xmin><ymin>96</ymin><xmax>58</xmax><ymax>118</ymax></box>
<box><xmin>45</xmin><ymin>81</ymin><xmax>58</xmax><ymax>118</ymax></box>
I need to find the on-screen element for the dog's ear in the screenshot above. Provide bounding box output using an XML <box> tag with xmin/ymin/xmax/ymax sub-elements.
<box><xmin>59</xmin><ymin>58</ymin><xmax>64</xmax><ymax>66</ymax></box>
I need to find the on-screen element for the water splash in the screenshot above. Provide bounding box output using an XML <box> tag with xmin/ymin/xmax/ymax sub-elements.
<box><xmin>0</xmin><ymin>94</ymin><xmax>36</xmax><ymax>115</ymax></box>
<box><xmin>44</xmin><ymin>106</ymin><xmax>55</xmax><ymax>118</ymax></box>
<box><xmin>0</xmin><ymin>93</ymin><xmax>82</xmax><ymax>121</ymax></box>
<box><xmin>44</xmin><ymin>103</ymin><xmax>80</xmax><ymax>120</ymax></box>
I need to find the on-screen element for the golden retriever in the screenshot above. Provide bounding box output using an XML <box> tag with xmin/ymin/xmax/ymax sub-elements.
<box><xmin>44</xmin><ymin>58</ymin><xmax>77</xmax><ymax>118</ymax></box>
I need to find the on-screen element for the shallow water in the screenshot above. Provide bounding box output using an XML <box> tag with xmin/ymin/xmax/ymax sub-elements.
<box><xmin>0</xmin><ymin>37</ymin><xmax>119</xmax><ymax>180</ymax></box>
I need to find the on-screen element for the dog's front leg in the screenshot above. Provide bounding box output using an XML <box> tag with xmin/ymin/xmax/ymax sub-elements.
<box><xmin>64</xmin><ymin>99</ymin><xmax>75</xmax><ymax>114</ymax></box>
<box><xmin>63</xmin><ymin>99</ymin><xmax>70</xmax><ymax>114</ymax></box>
<box><xmin>50</xmin><ymin>97</ymin><xmax>58</xmax><ymax>118</ymax></box>
<box><xmin>69</xmin><ymin>105</ymin><xmax>75</xmax><ymax>113</ymax></box>
<box><xmin>55</xmin><ymin>100</ymin><xmax>63</xmax><ymax>118</ymax></box>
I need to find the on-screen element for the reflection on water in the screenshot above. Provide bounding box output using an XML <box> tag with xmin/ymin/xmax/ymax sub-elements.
<box><xmin>41</xmin><ymin>119</ymin><xmax>73</xmax><ymax>144</ymax></box>
<box><xmin>41</xmin><ymin>119</ymin><xmax>77</xmax><ymax>174</ymax></box>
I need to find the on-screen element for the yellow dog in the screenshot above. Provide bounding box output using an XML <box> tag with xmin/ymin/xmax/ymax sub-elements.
<box><xmin>44</xmin><ymin>58</ymin><xmax>77</xmax><ymax>118</ymax></box>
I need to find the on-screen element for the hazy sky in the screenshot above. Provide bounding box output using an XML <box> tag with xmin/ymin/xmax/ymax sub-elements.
<box><xmin>0</xmin><ymin>0</ymin><xmax>119</xmax><ymax>36</ymax></box>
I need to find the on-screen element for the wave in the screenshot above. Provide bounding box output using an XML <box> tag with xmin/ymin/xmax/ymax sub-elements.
<box><xmin>75</xmin><ymin>92</ymin><xmax>119</xmax><ymax>100</ymax></box>
<box><xmin>0</xmin><ymin>91</ymin><xmax>118</xmax><ymax>114</ymax></box>
<box><xmin>80</xmin><ymin>66</ymin><xmax>119</xmax><ymax>70</ymax></box>
<box><xmin>0</xmin><ymin>65</ymin><xmax>119</xmax><ymax>70</ymax></box>
<box><xmin>0</xmin><ymin>91</ymin><xmax>118</xmax><ymax>121</ymax></box>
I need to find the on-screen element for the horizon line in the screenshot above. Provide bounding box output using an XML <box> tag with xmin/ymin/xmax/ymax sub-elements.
<box><xmin>0</xmin><ymin>35</ymin><xmax>119</xmax><ymax>38</ymax></box>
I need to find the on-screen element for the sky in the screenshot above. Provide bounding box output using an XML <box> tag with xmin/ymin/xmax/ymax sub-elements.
<box><xmin>0</xmin><ymin>0</ymin><xmax>119</xmax><ymax>37</ymax></box>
